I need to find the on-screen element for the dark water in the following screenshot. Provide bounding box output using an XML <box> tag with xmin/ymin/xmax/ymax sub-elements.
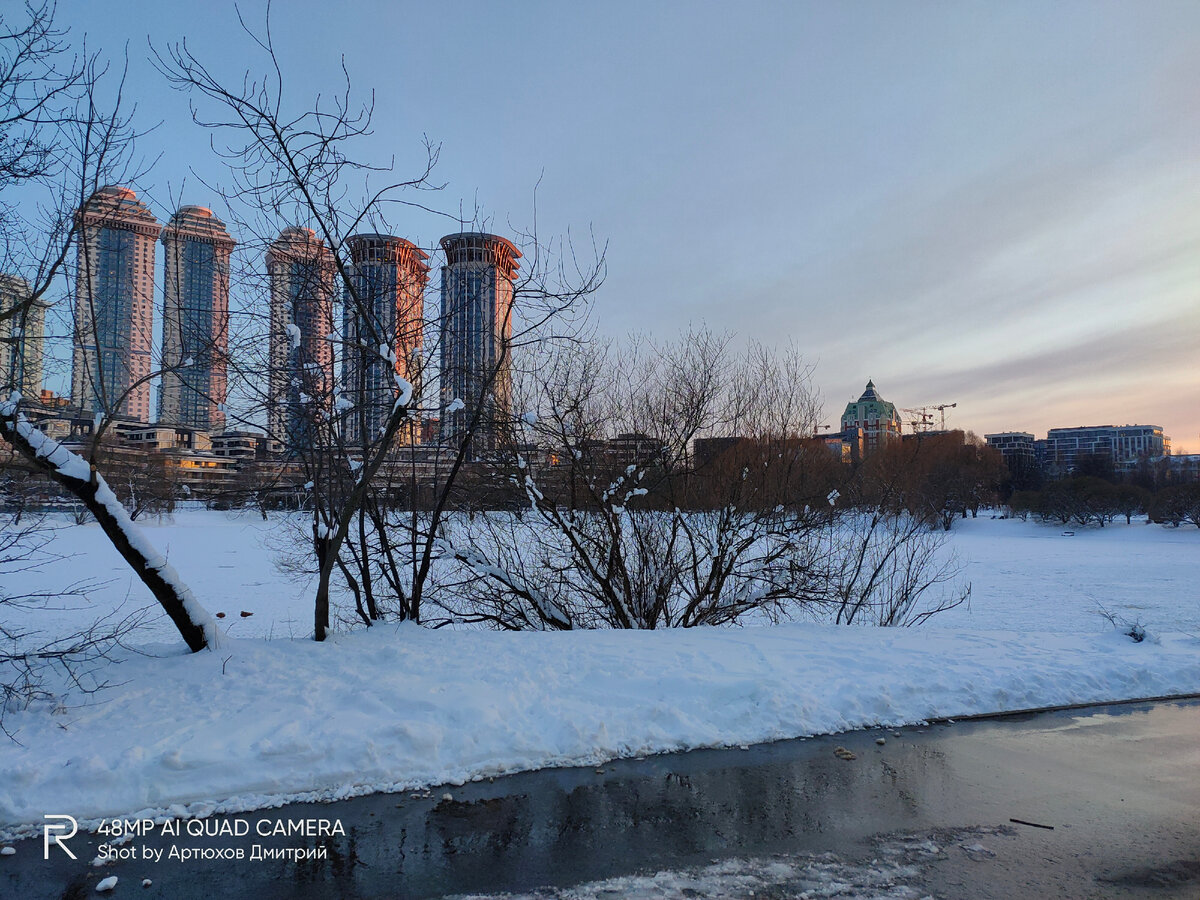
<box><xmin>4</xmin><ymin>698</ymin><xmax>1199</xmax><ymax>899</ymax></box>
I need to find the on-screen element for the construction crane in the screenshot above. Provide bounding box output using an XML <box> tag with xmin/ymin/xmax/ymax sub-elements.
<box><xmin>900</xmin><ymin>402</ymin><xmax>957</xmax><ymax>433</ymax></box>
<box><xmin>932</xmin><ymin>402</ymin><xmax>957</xmax><ymax>430</ymax></box>
<box><xmin>900</xmin><ymin>407</ymin><xmax>934</xmax><ymax>433</ymax></box>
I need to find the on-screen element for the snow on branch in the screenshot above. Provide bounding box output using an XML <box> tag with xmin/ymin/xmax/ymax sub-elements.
<box><xmin>392</xmin><ymin>375</ymin><xmax>413</xmax><ymax>411</ymax></box>
<box><xmin>436</xmin><ymin>540</ymin><xmax>573</xmax><ymax>631</ymax></box>
<box><xmin>0</xmin><ymin>396</ymin><xmax>222</xmax><ymax>652</ymax></box>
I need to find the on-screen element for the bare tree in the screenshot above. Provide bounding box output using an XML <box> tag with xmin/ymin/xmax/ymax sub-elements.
<box><xmin>0</xmin><ymin>2</ymin><xmax>220</xmax><ymax>652</ymax></box>
<box><xmin>0</xmin><ymin>1</ymin><xmax>86</xmax><ymax>341</ymax></box>
<box><xmin>825</xmin><ymin>505</ymin><xmax>970</xmax><ymax>626</ymax></box>
<box><xmin>155</xmin><ymin>7</ymin><xmax>604</xmax><ymax>640</ymax></box>
<box><xmin>435</xmin><ymin>330</ymin><xmax>833</xmax><ymax>630</ymax></box>
<box><xmin>150</xmin><ymin>5</ymin><xmax>443</xmax><ymax>640</ymax></box>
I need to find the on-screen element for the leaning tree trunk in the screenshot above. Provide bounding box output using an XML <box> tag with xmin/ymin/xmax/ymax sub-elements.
<box><xmin>2</xmin><ymin>405</ymin><xmax>216</xmax><ymax>652</ymax></box>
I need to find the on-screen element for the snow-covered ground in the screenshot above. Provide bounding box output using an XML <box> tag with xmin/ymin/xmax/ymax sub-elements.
<box><xmin>11</xmin><ymin>510</ymin><xmax>1199</xmax><ymax>641</ymax></box>
<box><xmin>0</xmin><ymin>510</ymin><xmax>1197</xmax><ymax>838</ymax></box>
<box><xmin>935</xmin><ymin>515</ymin><xmax>1200</xmax><ymax>633</ymax></box>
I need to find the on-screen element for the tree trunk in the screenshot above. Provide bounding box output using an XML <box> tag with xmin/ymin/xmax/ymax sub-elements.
<box><xmin>80</xmin><ymin>475</ymin><xmax>211</xmax><ymax>651</ymax></box>
<box><xmin>2</xmin><ymin>410</ymin><xmax>213</xmax><ymax>652</ymax></box>
<box><xmin>313</xmin><ymin>526</ymin><xmax>331</xmax><ymax>641</ymax></box>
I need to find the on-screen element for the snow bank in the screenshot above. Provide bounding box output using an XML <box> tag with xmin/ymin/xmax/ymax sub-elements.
<box><xmin>2</xmin><ymin>620</ymin><xmax>1198</xmax><ymax>838</ymax></box>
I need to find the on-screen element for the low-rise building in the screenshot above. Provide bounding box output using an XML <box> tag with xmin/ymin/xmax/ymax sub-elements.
<box><xmin>984</xmin><ymin>432</ymin><xmax>1036</xmax><ymax>466</ymax></box>
<box><xmin>119</xmin><ymin>424</ymin><xmax>212</xmax><ymax>452</ymax></box>
<box><xmin>1039</xmin><ymin>424</ymin><xmax>1168</xmax><ymax>474</ymax></box>
<box><xmin>211</xmin><ymin>430</ymin><xmax>278</xmax><ymax>459</ymax></box>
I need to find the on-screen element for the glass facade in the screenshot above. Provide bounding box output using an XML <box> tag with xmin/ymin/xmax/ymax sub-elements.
<box><xmin>286</xmin><ymin>259</ymin><xmax>331</xmax><ymax>448</ymax></box>
<box><xmin>267</xmin><ymin>228</ymin><xmax>334</xmax><ymax>454</ymax></box>
<box><xmin>344</xmin><ymin>256</ymin><xmax>397</xmax><ymax>444</ymax></box>
<box><xmin>438</xmin><ymin>233</ymin><xmax>520</xmax><ymax>454</ymax></box>
<box><xmin>90</xmin><ymin>227</ymin><xmax>137</xmax><ymax>411</ymax></box>
<box><xmin>342</xmin><ymin>234</ymin><xmax>427</xmax><ymax>447</ymax></box>
<box><xmin>0</xmin><ymin>275</ymin><xmax>44</xmax><ymax>397</ymax></box>
<box><xmin>71</xmin><ymin>187</ymin><xmax>159</xmax><ymax>422</ymax></box>
<box><xmin>158</xmin><ymin>205</ymin><xmax>234</xmax><ymax>431</ymax></box>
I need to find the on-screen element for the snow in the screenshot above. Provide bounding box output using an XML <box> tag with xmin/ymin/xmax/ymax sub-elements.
<box><xmin>285</xmin><ymin>323</ymin><xmax>301</xmax><ymax>349</ymax></box>
<box><xmin>450</xmin><ymin>850</ymin><xmax>928</xmax><ymax>899</ymax></box>
<box><xmin>96</xmin><ymin>875</ymin><xmax>118</xmax><ymax>892</ymax></box>
<box><xmin>87</xmin><ymin>482</ymin><xmax>223</xmax><ymax>650</ymax></box>
<box><xmin>445</xmin><ymin>397</ymin><xmax>465</xmax><ymax>413</ymax></box>
<box><xmin>1</xmin><ymin>391</ymin><xmax>23</xmax><ymax>415</ymax></box>
<box><xmin>930</xmin><ymin>516</ymin><xmax>1200</xmax><ymax>633</ymax></box>
<box><xmin>0</xmin><ymin>406</ymin><xmax>222</xmax><ymax>648</ymax></box>
<box><xmin>1</xmin><ymin>402</ymin><xmax>93</xmax><ymax>482</ymax></box>
<box><xmin>392</xmin><ymin>375</ymin><xmax>413</xmax><ymax>410</ymax></box>
<box><xmin>0</xmin><ymin>512</ymin><xmax>1197</xmax><ymax>840</ymax></box>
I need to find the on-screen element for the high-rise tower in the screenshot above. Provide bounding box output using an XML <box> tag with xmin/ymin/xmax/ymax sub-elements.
<box><xmin>266</xmin><ymin>227</ymin><xmax>335</xmax><ymax>451</ymax></box>
<box><xmin>342</xmin><ymin>234</ymin><xmax>428</xmax><ymax>446</ymax></box>
<box><xmin>438</xmin><ymin>232</ymin><xmax>521</xmax><ymax>452</ymax></box>
<box><xmin>158</xmin><ymin>205</ymin><xmax>236</xmax><ymax>431</ymax></box>
<box><xmin>0</xmin><ymin>275</ymin><xmax>46</xmax><ymax>398</ymax></box>
<box><xmin>71</xmin><ymin>186</ymin><xmax>160</xmax><ymax>422</ymax></box>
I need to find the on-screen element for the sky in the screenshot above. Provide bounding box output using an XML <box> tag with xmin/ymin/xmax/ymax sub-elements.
<box><xmin>41</xmin><ymin>0</ymin><xmax>1200</xmax><ymax>451</ymax></box>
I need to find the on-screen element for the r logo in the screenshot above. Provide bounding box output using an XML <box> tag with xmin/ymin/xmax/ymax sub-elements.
<box><xmin>43</xmin><ymin>814</ymin><xmax>77</xmax><ymax>859</ymax></box>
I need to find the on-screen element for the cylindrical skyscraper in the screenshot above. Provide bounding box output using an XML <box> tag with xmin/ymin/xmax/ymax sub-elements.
<box><xmin>342</xmin><ymin>234</ymin><xmax>428</xmax><ymax>446</ymax></box>
<box><xmin>438</xmin><ymin>232</ymin><xmax>521</xmax><ymax>453</ymax></box>
<box><xmin>158</xmin><ymin>205</ymin><xmax>236</xmax><ymax>431</ymax></box>
<box><xmin>266</xmin><ymin>227</ymin><xmax>335</xmax><ymax>452</ymax></box>
<box><xmin>0</xmin><ymin>274</ymin><xmax>46</xmax><ymax>399</ymax></box>
<box><xmin>71</xmin><ymin>186</ymin><xmax>160</xmax><ymax>422</ymax></box>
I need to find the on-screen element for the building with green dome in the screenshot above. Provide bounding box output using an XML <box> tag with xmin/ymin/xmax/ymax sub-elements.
<box><xmin>840</xmin><ymin>379</ymin><xmax>903</xmax><ymax>459</ymax></box>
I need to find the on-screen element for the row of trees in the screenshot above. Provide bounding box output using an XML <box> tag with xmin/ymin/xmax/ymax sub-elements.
<box><xmin>852</xmin><ymin>432</ymin><xmax>1007</xmax><ymax>531</ymax></box>
<box><xmin>1010</xmin><ymin>479</ymin><xmax>1200</xmax><ymax>528</ymax></box>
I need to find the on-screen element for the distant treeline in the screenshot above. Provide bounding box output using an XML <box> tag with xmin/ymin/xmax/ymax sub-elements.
<box><xmin>1009</xmin><ymin>480</ymin><xmax>1200</xmax><ymax>528</ymax></box>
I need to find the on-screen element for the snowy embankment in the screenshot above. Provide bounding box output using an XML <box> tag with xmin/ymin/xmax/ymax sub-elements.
<box><xmin>2</xmin><ymin>512</ymin><xmax>1198</xmax><ymax>838</ymax></box>
<box><xmin>2</xmin><ymin>618</ymin><xmax>1199</xmax><ymax>838</ymax></box>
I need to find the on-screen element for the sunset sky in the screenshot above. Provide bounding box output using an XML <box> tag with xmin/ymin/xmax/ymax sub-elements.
<box><xmin>59</xmin><ymin>1</ymin><xmax>1200</xmax><ymax>451</ymax></box>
